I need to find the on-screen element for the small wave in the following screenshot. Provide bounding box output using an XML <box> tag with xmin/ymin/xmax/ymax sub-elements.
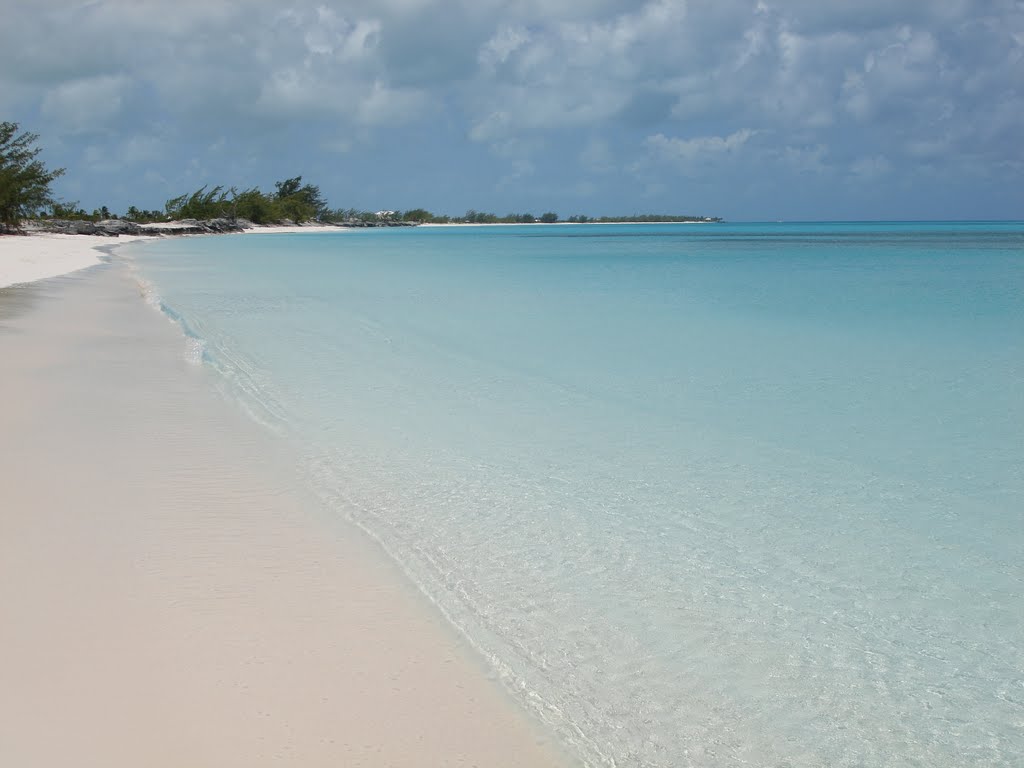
<box><xmin>132</xmin><ymin>273</ymin><xmax>208</xmax><ymax>366</ymax></box>
<box><xmin>133</xmin><ymin>278</ymin><xmax>293</xmax><ymax>438</ymax></box>
<box><xmin>299</xmin><ymin>455</ymin><xmax>615</xmax><ymax>768</ymax></box>
<box><xmin>157</xmin><ymin>300</ymin><xmax>208</xmax><ymax>366</ymax></box>
<box><xmin>183</xmin><ymin>335</ymin><xmax>207</xmax><ymax>366</ymax></box>
<box><xmin>135</xmin><ymin>274</ymin><xmax>164</xmax><ymax>311</ymax></box>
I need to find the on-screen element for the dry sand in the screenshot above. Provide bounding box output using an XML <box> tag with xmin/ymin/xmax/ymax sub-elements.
<box><xmin>0</xmin><ymin>252</ymin><xmax>568</xmax><ymax>766</ymax></box>
<box><xmin>0</xmin><ymin>233</ymin><xmax>145</xmax><ymax>289</ymax></box>
<box><xmin>242</xmin><ymin>224</ymin><xmax>350</xmax><ymax>235</ymax></box>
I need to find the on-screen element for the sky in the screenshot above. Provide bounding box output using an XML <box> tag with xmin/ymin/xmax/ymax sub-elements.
<box><xmin>2</xmin><ymin>0</ymin><xmax>1022</xmax><ymax>221</ymax></box>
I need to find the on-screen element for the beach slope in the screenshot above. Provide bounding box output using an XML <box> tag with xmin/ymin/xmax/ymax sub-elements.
<box><xmin>0</xmin><ymin>262</ymin><xmax>565</xmax><ymax>767</ymax></box>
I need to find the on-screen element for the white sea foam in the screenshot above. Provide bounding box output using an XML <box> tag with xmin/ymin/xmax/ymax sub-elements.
<box><xmin>183</xmin><ymin>335</ymin><xmax>206</xmax><ymax>365</ymax></box>
<box><xmin>136</xmin><ymin>275</ymin><xmax>163</xmax><ymax>311</ymax></box>
<box><xmin>133</xmin><ymin>273</ymin><xmax>207</xmax><ymax>366</ymax></box>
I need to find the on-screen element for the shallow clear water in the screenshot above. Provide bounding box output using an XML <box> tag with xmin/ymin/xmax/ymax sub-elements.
<box><xmin>128</xmin><ymin>222</ymin><xmax>1024</xmax><ymax>767</ymax></box>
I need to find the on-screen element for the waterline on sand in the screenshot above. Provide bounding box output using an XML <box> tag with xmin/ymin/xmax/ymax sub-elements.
<box><xmin>0</xmin><ymin>262</ymin><xmax>570</xmax><ymax>768</ymax></box>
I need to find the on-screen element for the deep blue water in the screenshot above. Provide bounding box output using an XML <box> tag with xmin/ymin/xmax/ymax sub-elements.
<box><xmin>128</xmin><ymin>222</ymin><xmax>1024</xmax><ymax>767</ymax></box>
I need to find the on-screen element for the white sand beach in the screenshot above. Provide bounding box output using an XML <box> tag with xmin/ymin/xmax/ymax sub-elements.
<box><xmin>242</xmin><ymin>224</ymin><xmax>350</xmax><ymax>235</ymax></box>
<box><xmin>0</xmin><ymin>235</ymin><xmax>568</xmax><ymax>767</ymax></box>
<box><xmin>0</xmin><ymin>233</ymin><xmax>144</xmax><ymax>289</ymax></box>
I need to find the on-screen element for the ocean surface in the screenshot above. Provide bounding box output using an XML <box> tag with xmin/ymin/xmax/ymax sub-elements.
<box><xmin>125</xmin><ymin>222</ymin><xmax>1024</xmax><ymax>767</ymax></box>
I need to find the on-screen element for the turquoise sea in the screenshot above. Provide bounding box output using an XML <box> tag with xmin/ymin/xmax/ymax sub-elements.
<box><xmin>127</xmin><ymin>222</ymin><xmax>1024</xmax><ymax>767</ymax></box>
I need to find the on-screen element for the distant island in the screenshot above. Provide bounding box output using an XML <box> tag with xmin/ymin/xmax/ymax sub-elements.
<box><xmin>2</xmin><ymin>121</ymin><xmax>720</xmax><ymax>235</ymax></box>
<box><xmin>401</xmin><ymin>210</ymin><xmax>721</xmax><ymax>225</ymax></box>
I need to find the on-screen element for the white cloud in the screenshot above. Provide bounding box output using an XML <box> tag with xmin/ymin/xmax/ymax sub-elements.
<box><xmin>479</xmin><ymin>25</ymin><xmax>531</xmax><ymax>69</ymax></box>
<box><xmin>40</xmin><ymin>75</ymin><xmax>131</xmax><ymax>133</ymax></box>
<box><xmin>298</xmin><ymin>10</ymin><xmax>382</xmax><ymax>62</ymax></box>
<box><xmin>469</xmin><ymin>111</ymin><xmax>512</xmax><ymax>142</ymax></box>
<box><xmin>841</xmin><ymin>26</ymin><xmax>947</xmax><ymax>121</ymax></box>
<box><xmin>466</xmin><ymin>0</ymin><xmax>694</xmax><ymax>143</ymax></box>
<box><xmin>645</xmin><ymin>129</ymin><xmax>756</xmax><ymax>165</ymax></box>
<box><xmin>0</xmin><ymin>0</ymin><xmax>1020</xmax><ymax>218</ymax></box>
<box><xmin>82</xmin><ymin>134</ymin><xmax>163</xmax><ymax>173</ymax></box>
<box><xmin>355</xmin><ymin>82</ymin><xmax>429</xmax><ymax>125</ymax></box>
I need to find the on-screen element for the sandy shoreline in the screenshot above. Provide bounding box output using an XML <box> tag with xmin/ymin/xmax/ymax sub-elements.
<box><xmin>241</xmin><ymin>224</ymin><xmax>349</xmax><ymax>235</ymax></box>
<box><xmin>0</xmin><ymin>226</ymin><xmax>349</xmax><ymax>290</ymax></box>
<box><xmin>0</xmin><ymin>232</ymin><xmax>145</xmax><ymax>289</ymax></box>
<box><xmin>0</xmin><ymin>245</ymin><xmax>569</xmax><ymax>766</ymax></box>
<box><xmin>419</xmin><ymin>220</ymin><xmax>712</xmax><ymax>227</ymax></box>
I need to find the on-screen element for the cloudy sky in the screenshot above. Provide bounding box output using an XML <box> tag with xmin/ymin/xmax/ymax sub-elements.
<box><xmin>3</xmin><ymin>0</ymin><xmax>1022</xmax><ymax>220</ymax></box>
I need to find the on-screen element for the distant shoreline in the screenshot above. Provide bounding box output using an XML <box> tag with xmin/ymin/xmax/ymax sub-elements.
<box><xmin>419</xmin><ymin>220</ymin><xmax>718</xmax><ymax>227</ymax></box>
<box><xmin>0</xmin><ymin>218</ymin><xmax>724</xmax><ymax>290</ymax></box>
<box><xmin>0</xmin><ymin>223</ymin><xmax>348</xmax><ymax>290</ymax></box>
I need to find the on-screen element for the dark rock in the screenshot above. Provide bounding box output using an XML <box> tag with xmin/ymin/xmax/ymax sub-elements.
<box><xmin>22</xmin><ymin>216</ymin><xmax>332</xmax><ymax>238</ymax></box>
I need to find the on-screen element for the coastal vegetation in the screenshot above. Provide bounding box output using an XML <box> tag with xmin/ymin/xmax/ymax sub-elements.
<box><xmin>0</xmin><ymin>121</ymin><xmax>65</xmax><ymax>231</ymax></box>
<box><xmin>36</xmin><ymin>197</ymin><xmax>721</xmax><ymax>228</ymax></box>
<box><xmin>163</xmin><ymin>177</ymin><xmax>328</xmax><ymax>224</ymax></box>
<box><xmin>2</xmin><ymin>122</ymin><xmax>720</xmax><ymax>231</ymax></box>
<box><xmin>395</xmin><ymin>210</ymin><xmax>720</xmax><ymax>225</ymax></box>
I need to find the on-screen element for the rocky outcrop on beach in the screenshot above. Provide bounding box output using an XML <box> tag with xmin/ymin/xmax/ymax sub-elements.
<box><xmin>139</xmin><ymin>218</ymin><xmax>252</xmax><ymax>235</ymax></box>
<box><xmin>23</xmin><ymin>217</ymin><xmax>251</xmax><ymax>237</ymax></box>
<box><xmin>18</xmin><ymin>217</ymin><xmax>413</xmax><ymax>238</ymax></box>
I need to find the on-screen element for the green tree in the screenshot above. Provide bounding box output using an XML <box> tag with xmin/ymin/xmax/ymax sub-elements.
<box><xmin>540</xmin><ymin>211</ymin><xmax>559</xmax><ymax>223</ymax></box>
<box><xmin>165</xmin><ymin>185</ymin><xmax>230</xmax><ymax>219</ymax></box>
<box><xmin>0</xmin><ymin>121</ymin><xmax>65</xmax><ymax>230</ymax></box>
<box><xmin>464</xmin><ymin>210</ymin><xmax>499</xmax><ymax>223</ymax></box>
<box><xmin>274</xmin><ymin>177</ymin><xmax>303</xmax><ymax>199</ymax></box>
<box><xmin>273</xmin><ymin>176</ymin><xmax>327</xmax><ymax>223</ymax></box>
<box><xmin>403</xmin><ymin>208</ymin><xmax>432</xmax><ymax>223</ymax></box>
<box><xmin>50</xmin><ymin>200</ymin><xmax>89</xmax><ymax>220</ymax></box>
<box><xmin>230</xmin><ymin>186</ymin><xmax>276</xmax><ymax>223</ymax></box>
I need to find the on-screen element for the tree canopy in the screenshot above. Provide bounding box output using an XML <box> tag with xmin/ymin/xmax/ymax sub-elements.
<box><xmin>163</xmin><ymin>177</ymin><xmax>329</xmax><ymax>224</ymax></box>
<box><xmin>0</xmin><ymin>121</ymin><xmax>65</xmax><ymax>230</ymax></box>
